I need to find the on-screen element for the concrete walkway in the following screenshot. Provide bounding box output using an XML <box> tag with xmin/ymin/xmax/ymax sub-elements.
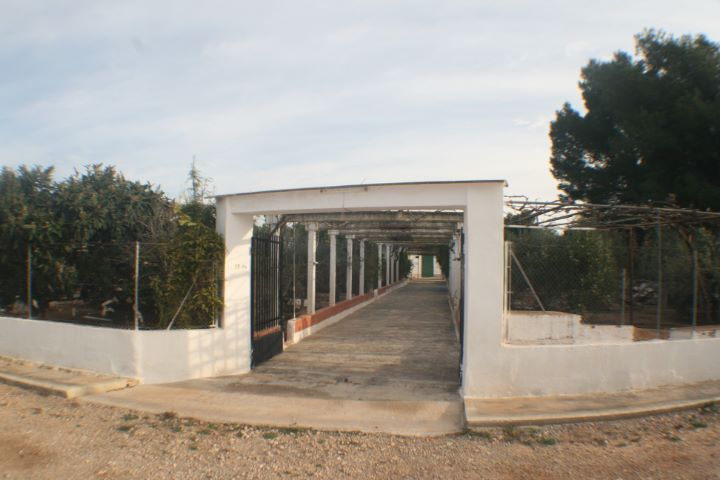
<box><xmin>465</xmin><ymin>380</ymin><xmax>720</xmax><ymax>427</ymax></box>
<box><xmin>85</xmin><ymin>281</ymin><xmax>464</xmax><ymax>435</ymax></box>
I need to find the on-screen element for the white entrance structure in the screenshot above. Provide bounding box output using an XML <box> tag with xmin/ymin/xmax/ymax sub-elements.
<box><xmin>0</xmin><ymin>180</ymin><xmax>718</xmax><ymax>401</ymax></box>
<box><xmin>216</xmin><ymin>181</ymin><xmax>503</xmax><ymax>399</ymax></box>
<box><xmin>216</xmin><ymin>180</ymin><xmax>720</xmax><ymax>403</ymax></box>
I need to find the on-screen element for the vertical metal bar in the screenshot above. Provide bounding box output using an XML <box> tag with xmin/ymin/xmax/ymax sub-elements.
<box><xmin>262</xmin><ymin>237</ymin><xmax>265</xmax><ymax>328</ymax></box>
<box><xmin>278</xmin><ymin>234</ymin><xmax>283</xmax><ymax>327</ymax></box>
<box><xmin>628</xmin><ymin>230</ymin><xmax>635</xmax><ymax>325</ymax></box>
<box><xmin>620</xmin><ymin>268</ymin><xmax>626</xmax><ymax>326</ymax></box>
<box><xmin>292</xmin><ymin>227</ymin><xmax>296</xmax><ymax>318</ymax></box>
<box><xmin>134</xmin><ymin>241</ymin><xmax>140</xmax><ymax>330</ymax></box>
<box><xmin>250</xmin><ymin>237</ymin><xmax>255</xmax><ymax>335</ymax></box>
<box><xmin>692</xmin><ymin>248</ymin><xmax>698</xmax><ymax>333</ymax></box>
<box><xmin>26</xmin><ymin>243</ymin><xmax>32</xmax><ymax>319</ymax></box>
<box><xmin>655</xmin><ymin>212</ymin><xmax>662</xmax><ymax>339</ymax></box>
<box><xmin>505</xmin><ymin>241</ymin><xmax>512</xmax><ymax>312</ymax></box>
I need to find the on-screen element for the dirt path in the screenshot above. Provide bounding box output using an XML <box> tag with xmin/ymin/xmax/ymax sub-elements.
<box><xmin>1</xmin><ymin>383</ymin><xmax>719</xmax><ymax>479</ymax></box>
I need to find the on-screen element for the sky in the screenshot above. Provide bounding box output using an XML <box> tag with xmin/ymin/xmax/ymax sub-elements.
<box><xmin>1</xmin><ymin>1</ymin><xmax>719</xmax><ymax>200</ymax></box>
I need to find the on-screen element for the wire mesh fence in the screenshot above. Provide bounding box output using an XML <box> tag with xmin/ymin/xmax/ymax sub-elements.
<box><xmin>506</xmin><ymin>227</ymin><xmax>720</xmax><ymax>338</ymax></box>
<box><xmin>0</xmin><ymin>241</ymin><xmax>223</xmax><ymax>330</ymax></box>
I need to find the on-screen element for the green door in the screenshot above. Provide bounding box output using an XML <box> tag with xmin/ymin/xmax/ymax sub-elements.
<box><xmin>421</xmin><ymin>255</ymin><xmax>434</xmax><ymax>277</ymax></box>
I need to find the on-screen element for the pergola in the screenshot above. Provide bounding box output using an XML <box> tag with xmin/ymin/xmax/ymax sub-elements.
<box><xmin>215</xmin><ymin>180</ymin><xmax>505</xmax><ymax>398</ymax></box>
<box><xmin>279</xmin><ymin>210</ymin><xmax>463</xmax><ymax>311</ymax></box>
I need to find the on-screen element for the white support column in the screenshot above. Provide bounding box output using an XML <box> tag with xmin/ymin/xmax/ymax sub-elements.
<box><xmin>307</xmin><ymin>223</ymin><xmax>317</xmax><ymax>314</ymax></box>
<box><xmin>377</xmin><ymin>243</ymin><xmax>383</xmax><ymax>289</ymax></box>
<box><xmin>358</xmin><ymin>239</ymin><xmax>365</xmax><ymax>296</ymax></box>
<box><xmin>390</xmin><ymin>248</ymin><xmax>395</xmax><ymax>284</ymax></box>
<box><xmin>329</xmin><ymin>230</ymin><xmax>338</xmax><ymax>306</ymax></box>
<box><xmin>346</xmin><ymin>236</ymin><xmax>354</xmax><ymax>300</ymax></box>
<box><xmin>385</xmin><ymin>244</ymin><xmax>391</xmax><ymax>286</ymax></box>
<box><xmin>216</xmin><ymin>199</ymin><xmax>254</xmax><ymax>374</ymax></box>
<box><xmin>462</xmin><ymin>184</ymin><xmax>505</xmax><ymax>397</ymax></box>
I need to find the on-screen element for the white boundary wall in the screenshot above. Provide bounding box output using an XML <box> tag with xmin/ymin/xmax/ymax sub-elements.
<box><xmin>506</xmin><ymin>311</ymin><xmax>634</xmax><ymax>345</ymax></box>
<box><xmin>0</xmin><ymin>316</ymin><xmax>139</xmax><ymax>378</ymax></box>
<box><xmin>0</xmin><ymin>316</ymin><xmax>249</xmax><ymax>383</ymax></box>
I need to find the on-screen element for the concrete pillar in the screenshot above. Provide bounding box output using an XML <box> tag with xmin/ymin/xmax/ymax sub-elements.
<box><xmin>215</xmin><ymin>199</ymin><xmax>253</xmax><ymax>374</ymax></box>
<box><xmin>329</xmin><ymin>230</ymin><xmax>338</xmax><ymax>306</ymax></box>
<box><xmin>359</xmin><ymin>239</ymin><xmax>365</xmax><ymax>296</ymax></box>
<box><xmin>462</xmin><ymin>184</ymin><xmax>505</xmax><ymax>397</ymax></box>
<box><xmin>307</xmin><ymin>223</ymin><xmax>317</xmax><ymax>314</ymax></box>
<box><xmin>377</xmin><ymin>243</ymin><xmax>383</xmax><ymax>288</ymax></box>
<box><xmin>346</xmin><ymin>236</ymin><xmax>354</xmax><ymax>300</ymax></box>
<box><xmin>385</xmin><ymin>244</ymin><xmax>391</xmax><ymax>285</ymax></box>
<box><xmin>395</xmin><ymin>255</ymin><xmax>400</xmax><ymax>282</ymax></box>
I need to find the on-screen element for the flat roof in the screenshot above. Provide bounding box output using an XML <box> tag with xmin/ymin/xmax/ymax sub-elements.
<box><xmin>215</xmin><ymin>179</ymin><xmax>507</xmax><ymax>198</ymax></box>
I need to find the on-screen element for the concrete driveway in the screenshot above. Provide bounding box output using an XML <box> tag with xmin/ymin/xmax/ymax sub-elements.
<box><xmin>85</xmin><ymin>281</ymin><xmax>464</xmax><ymax>435</ymax></box>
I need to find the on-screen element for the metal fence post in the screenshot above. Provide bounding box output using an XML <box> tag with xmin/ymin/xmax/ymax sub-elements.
<box><xmin>134</xmin><ymin>241</ymin><xmax>140</xmax><ymax>330</ymax></box>
<box><xmin>692</xmin><ymin>248</ymin><xmax>698</xmax><ymax>333</ymax></box>
<box><xmin>620</xmin><ymin>267</ymin><xmax>626</xmax><ymax>327</ymax></box>
<box><xmin>655</xmin><ymin>212</ymin><xmax>662</xmax><ymax>339</ymax></box>
<box><xmin>26</xmin><ymin>243</ymin><xmax>32</xmax><ymax>319</ymax></box>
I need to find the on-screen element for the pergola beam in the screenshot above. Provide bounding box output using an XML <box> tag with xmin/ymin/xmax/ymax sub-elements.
<box><xmin>327</xmin><ymin>221</ymin><xmax>459</xmax><ymax>230</ymax></box>
<box><xmin>283</xmin><ymin>211</ymin><xmax>463</xmax><ymax>224</ymax></box>
<box><xmin>334</xmin><ymin>228</ymin><xmax>456</xmax><ymax>236</ymax></box>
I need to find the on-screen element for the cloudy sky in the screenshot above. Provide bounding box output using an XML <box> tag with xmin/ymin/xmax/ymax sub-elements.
<box><xmin>1</xmin><ymin>1</ymin><xmax>719</xmax><ymax>200</ymax></box>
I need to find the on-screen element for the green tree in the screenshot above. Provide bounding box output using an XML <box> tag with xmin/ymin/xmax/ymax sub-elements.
<box><xmin>54</xmin><ymin>165</ymin><xmax>172</xmax><ymax>308</ymax></box>
<box><xmin>550</xmin><ymin>30</ymin><xmax>720</xmax><ymax>209</ymax></box>
<box><xmin>0</xmin><ymin>166</ymin><xmax>61</xmax><ymax>309</ymax></box>
<box><xmin>145</xmin><ymin>163</ymin><xmax>224</xmax><ymax>328</ymax></box>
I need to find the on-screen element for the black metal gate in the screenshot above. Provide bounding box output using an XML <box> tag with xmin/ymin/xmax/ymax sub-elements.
<box><xmin>250</xmin><ymin>235</ymin><xmax>283</xmax><ymax>366</ymax></box>
<box><xmin>458</xmin><ymin>232</ymin><xmax>465</xmax><ymax>380</ymax></box>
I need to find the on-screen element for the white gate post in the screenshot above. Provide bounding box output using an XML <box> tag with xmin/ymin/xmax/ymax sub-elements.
<box><xmin>359</xmin><ymin>239</ymin><xmax>365</xmax><ymax>296</ymax></box>
<box><xmin>307</xmin><ymin>223</ymin><xmax>317</xmax><ymax>314</ymax></box>
<box><xmin>346</xmin><ymin>236</ymin><xmax>354</xmax><ymax>300</ymax></box>
<box><xmin>329</xmin><ymin>230</ymin><xmax>337</xmax><ymax>306</ymax></box>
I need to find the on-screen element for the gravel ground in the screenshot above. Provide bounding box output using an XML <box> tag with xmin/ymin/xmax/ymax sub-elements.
<box><xmin>1</xmin><ymin>383</ymin><xmax>719</xmax><ymax>479</ymax></box>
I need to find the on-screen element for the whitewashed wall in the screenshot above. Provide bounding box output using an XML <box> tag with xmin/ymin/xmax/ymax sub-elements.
<box><xmin>506</xmin><ymin>311</ymin><xmax>634</xmax><ymax>344</ymax></box>
<box><xmin>0</xmin><ymin>316</ymin><xmax>249</xmax><ymax>383</ymax></box>
<box><xmin>0</xmin><ymin>316</ymin><xmax>140</xmax><ymax>378</ymax></box>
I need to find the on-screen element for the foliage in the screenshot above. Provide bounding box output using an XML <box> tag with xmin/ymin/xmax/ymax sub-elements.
<box><xmin>148</xmin><ymin>208</ymin><xmax>224</xmax><ymax>328</ymax></box>
<box><xmin>550</xmin><ymin>30</ymin><xmax>720</xmax><ymax>210</ymax></box>
<box><xmin>0</xmin><ymin>163</ymin><xmax>224</xmax><ymax>328</ymax></box>
<box><xmin>0</xmin><ymin>166</ymin><xmax>59</xmax><ymax>307</ymax></box>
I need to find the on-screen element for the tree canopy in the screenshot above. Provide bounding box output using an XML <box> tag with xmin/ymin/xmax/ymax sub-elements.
<box><xmin>550</xmin><ymin>30</ymin><xmax>720</xmax><ymax>210</ymax></box>
<box><xmin>0</xmin><ymin>164</ymin><xmax>224</xmax><ymax>328</ymax></box>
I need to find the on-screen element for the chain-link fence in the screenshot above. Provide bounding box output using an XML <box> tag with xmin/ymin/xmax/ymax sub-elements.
<box><xmin>506</xmin><ymin>227</ymin><xmax>720</xmax><ymax>338</ymax></box>
<box><xmin>0</xmin><ymin>241</ymin><xmax>223</xmax><ymax>330</ymax></box>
